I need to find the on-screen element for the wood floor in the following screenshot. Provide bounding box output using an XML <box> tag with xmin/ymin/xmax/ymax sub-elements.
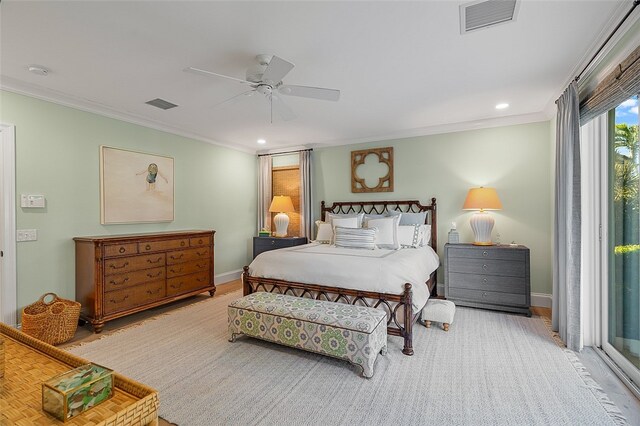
<box><xmin>66</xmin><ymin>282</ymin><xmax>639</xmax><ymax>424</ymax></box>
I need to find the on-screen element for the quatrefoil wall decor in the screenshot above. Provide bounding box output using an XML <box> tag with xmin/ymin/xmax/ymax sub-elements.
<box><xmin>351</xmin><ymin>147</ymin><xmax>394</xmax><ymax>193</ymax></box>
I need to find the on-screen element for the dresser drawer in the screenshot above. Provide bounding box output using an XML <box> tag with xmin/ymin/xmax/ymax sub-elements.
<box><xmin>448</xmin><ymin>258</ymin><xmax>525</xmax><ymax>277</ymax></box>
<box><xmin>105</xmin><ymin>266</ymin><xmax>166</xmax><ymax>292</ymax></box>
<box><xmin>139</xmin><ymin>238</ymin><xmax>189</xmax><ymax>253</ymax></box>
<box><xmin>448</xmin><ymin>272</ymin><xmax>527</xmax><ymax>294</ymax></box>
<box><xmin>104</xmin><ymin>253</ymin><xmax>166</xmax><ymax>276</ymax></box>
<box><xmin>190</xmin><ymin>236</ymin><xmax>211</xmax><ymax>247</ymax></box>
<box><xmin>166</xmin><ymin>247</ymin><xmax>211</xmax><ymax>265</ymax></box>
<box><xmin>166</xmin><ymin>272</ymin><xmax>211</xmax><ymax>297</ymax></box>
<box><xmin>103</xmin><ymin>280</ymin><xmax>166</xmax><ymax>314</ymax></box>
<box><xmin>104</xmin><ymin>243</ymin><xmax>138</xmax><ymax>258</ymax></box>
<box><xmin>447</xmin><ymin>246</ymin><xmax>525</xmax><ymax>262</ymax></box>
<box><xmin>166</xmin><ymin>259</ymin><xmax>210</xmax><ymax>278</ymax></box>
<box><xmin>447</xmin><ymin>288</ymin><xmax>527</xmax><ymax>307</ymax></box>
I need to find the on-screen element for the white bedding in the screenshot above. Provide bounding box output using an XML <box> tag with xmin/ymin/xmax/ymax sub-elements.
<box><xmin>249</xmin><ymin>242</ymin><xmax>440</xmax><ymax>312</ymax></box>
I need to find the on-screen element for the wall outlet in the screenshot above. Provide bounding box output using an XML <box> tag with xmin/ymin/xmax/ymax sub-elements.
<box><xmin>17</xmin><ymin>229</ymin><xmax>37</xmax><ymax>242</ymax></box>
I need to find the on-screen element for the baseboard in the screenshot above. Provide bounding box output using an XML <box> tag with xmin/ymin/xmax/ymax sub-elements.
<box><xmin>215</xmin><ymin>269</ymin><xmax>242</xmax><ymax>285</ymax></box>
<box><xmin>531</xmin><ymin>292</ymin><xmax>552</xmax><ymax>308</ymax></box>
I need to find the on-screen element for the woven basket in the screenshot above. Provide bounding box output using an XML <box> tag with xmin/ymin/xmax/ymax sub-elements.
<box><xmin>22</xmin><ymin>293</ymin><xmax>81</xmax><ymax>345</ymax></box>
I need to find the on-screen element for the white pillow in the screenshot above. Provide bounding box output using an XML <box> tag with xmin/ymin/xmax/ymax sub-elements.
<box><xmin>332</xmin><ymin>217</ymin><xmax>359</xmax><ymax>229</ymax></box>
<box><xmin>334</xmin><ymin>227</ymin><xmax>377</xmax><ymax>250</ymax></box>
<box><xmin>421</xmin><ymin>225</ymin><xmax>432</xmax><ymax>246</ymax></box>
<box><xmin>315</xmin><ymin>220</ymin><xmax>333</xmax><ymax>244</ymax></box>
<box><xmin>326</xmin><ymin>212</ymin><xmax>365</xmax><ymax>228</ymax></box>
<box><xmin>365</xmin><ymin>215</ymin><xmax>400</xmax><ymax>249</ymax></box>
<box><xmin>398</xmin><ymin>225</ymin><xmax>423</xmax><ymax>248</ymax></box>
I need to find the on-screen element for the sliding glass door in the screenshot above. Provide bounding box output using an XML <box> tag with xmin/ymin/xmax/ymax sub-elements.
<box><xmin>605</xmin><ymin>94</ymin><xmax>640</xmax><ymax>384</ymax></box>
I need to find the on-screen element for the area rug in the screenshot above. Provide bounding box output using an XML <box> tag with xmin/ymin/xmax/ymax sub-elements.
<box><xmin>68</xmin><ymin>290</ymin><xmax>626</xmax><ymax>425</ymax></box>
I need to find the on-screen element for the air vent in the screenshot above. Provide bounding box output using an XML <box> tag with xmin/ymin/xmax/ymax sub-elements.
<box><xmin>145</xmin><ymin>98</ymin><xmax>178</xmax><ymax>110</ymax></box>
<box><xmin>460</xmin><ymin>0</ymin><xmax>518</xmax><ymax>34</ymax></box>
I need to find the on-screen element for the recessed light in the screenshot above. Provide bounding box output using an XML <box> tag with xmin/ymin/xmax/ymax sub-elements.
<box><xmin>257</xmin><ymin>139</ymin><xmax>266</xmax><ymax>145</ymax></box>
<box><xmin>27</xmin><ymin>65</ymin><xmax>49</xmax><ymax>76</ymax></box>
<box><xmin>495</xmin><ymin>103</ymin><xmax>509</xmax><ymax>110</ymax></box>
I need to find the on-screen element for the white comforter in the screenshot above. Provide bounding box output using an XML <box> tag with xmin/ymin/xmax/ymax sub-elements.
<box><xmin>249</xmin><ymin>242</ymin><xmax>440</xmax><ymax>312</ymax></box>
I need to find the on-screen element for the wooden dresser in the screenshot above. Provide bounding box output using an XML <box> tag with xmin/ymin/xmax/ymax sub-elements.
<box><xmin>74</xmin><ymin>230</ymin><xmax>215</xmax><ymax>333</ymax></box>
<box><xmin>444</xmin><ymin>243</ymin><xmax>530</xmax><ymax>316</ymax></box>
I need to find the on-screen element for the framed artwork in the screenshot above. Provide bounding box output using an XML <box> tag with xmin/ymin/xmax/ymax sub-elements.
<box><xmin>100</xmin><ymin>146</ymin><xmax>174</xmax><ymax>224</ymax></box>
<box><xmin>351</xmin><ymin>147</ymin><xmax>394</xmax><ymax>193</ymax></box>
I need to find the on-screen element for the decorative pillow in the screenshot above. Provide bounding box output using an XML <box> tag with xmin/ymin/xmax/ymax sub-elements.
<box><xmin>389</xmin><ymin>209</ymin><xmax>427</xmax><ymax>226</ymax></box>
<box><xmin>334</xmin><ymin>227</ymin><xmax>377</xmax><ymax>250</ymax></box>
<box><xmin>332</xmin><ymin>217</ymin><xmax>359</xmax><ymax>230</ymax></box>
<box><xmin>326</xmin><ymin>212</ymin><xmax>365</xmax><ymax>228</ymax></box>
<box><xmin>363</xmin><ymin>213</ymin><xmax>387</xmax><ymax>221</ymax></box>
<box><xmin>398</xmin><ymin>225</ymin><xmax>423</xmax><ymax>248</ymax></box>
<box><xmin>365</xmin><ymin>215</ymin><xmax>400</xmax><ymax>249</ymax></box>
<box><xmin>315</xmin><ymin>220</ymin><xmax>333</xmax><ymax>244</ymax></box>
<box><xmin>420</xmin><ymin>225</ymin><xmax>432</xmax><ymax>246</ymax></box>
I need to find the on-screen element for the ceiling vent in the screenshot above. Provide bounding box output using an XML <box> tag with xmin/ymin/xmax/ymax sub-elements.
<box><xmin>145</xmin><ymin>98</ymin><xmax>178</xmax><ymax>110</ymax></box>
<box><xmin>460</xmin><ymin>0</ymin><xmax>518</xmax><ymax>34</ymax></box>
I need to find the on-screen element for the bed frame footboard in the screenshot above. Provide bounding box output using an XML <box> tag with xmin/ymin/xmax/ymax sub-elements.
<box><xmin>242</xmin><ymin>266</ymin><xmax>434</xmax><ymax>356</ymax></box>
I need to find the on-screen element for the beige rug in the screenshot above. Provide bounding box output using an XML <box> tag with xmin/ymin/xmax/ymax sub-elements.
<box><xmin>68</xmin><ymin>290</ymin><xmax>626</xmax><ymax>425</ymax></box>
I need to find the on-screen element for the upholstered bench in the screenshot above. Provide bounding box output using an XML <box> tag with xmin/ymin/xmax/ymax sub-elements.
<box><xmin>421</xmin><ymin>299</ymin><xmax>455</xmax><ymax>331</ymax></box>
<box><xmin>228</xmin><ymin>292</ymin><xmax>387</xmax><ymax>378</ymax></box>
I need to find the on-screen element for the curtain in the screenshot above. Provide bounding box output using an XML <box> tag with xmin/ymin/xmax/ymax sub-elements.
<box><xmin>299</xmin><ymin>150</ymin><xmax>313</xmax><ymax>239</ymax></box>
<box><xmin>579</xmin><ymin>113</ymin><xmax>608</xmax><ymax>347</ymax></box>
<box><xmin>553</xmin><ymin>81</ymin><xmax>582</xmax><ymax>352</ymax></box>
<box><xmin>257</xmin><ymin>155</ymin><xmax>272</xmax><ymax>233</ymax></box>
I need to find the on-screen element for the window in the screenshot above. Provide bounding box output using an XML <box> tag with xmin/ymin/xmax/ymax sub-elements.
<box><xmin>271</xmin><ymin>154</ymin><xmax>301</xmax><ymax>237</ymax></box>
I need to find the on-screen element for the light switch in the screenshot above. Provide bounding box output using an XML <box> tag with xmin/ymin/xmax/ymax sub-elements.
<box><xmin>17</xmin><ymin>229</ymin><xmax>37</xmax><ymax>242</ymax></box>
<box><xmin>21</xmin><ymin>194</ymin><xmax>46</xmax><ymax>208</ymax></box>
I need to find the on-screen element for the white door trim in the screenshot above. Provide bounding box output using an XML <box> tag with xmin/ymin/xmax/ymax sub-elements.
<box><xmin>0</xmin><ymin>123</ymin><xmax>17</xmax><ymax>326</ymax></box>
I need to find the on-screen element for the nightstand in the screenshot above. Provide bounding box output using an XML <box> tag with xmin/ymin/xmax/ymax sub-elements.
<box><xmin>444</xmin><ymin>243</ymin><xmax>531</xmax><ymax>316</ymax></box>
<box><xmin>253</xmin><ymin>236</ymin><xmax>308</xmax><ymax>259</ymax></box>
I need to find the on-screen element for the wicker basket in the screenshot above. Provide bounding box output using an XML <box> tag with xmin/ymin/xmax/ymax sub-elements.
<box><xmin>22</xmin><ymin>292</ymin><xmax>81</xmax><ymax>345</ymax></box>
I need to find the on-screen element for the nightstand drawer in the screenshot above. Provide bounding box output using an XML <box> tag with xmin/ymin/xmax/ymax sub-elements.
<box><xmin>253</xmin><ymin>237</ymin><xmax>308</xmax><ymax>259</ymax></box>
<box><xmin>448</xmin><ymin>288</ymin><xmax>527</xmax><ymax>306</ymax></box>
<box><xmin>448</xmin><ymin>272</ymin><xmax>527</xmax><ymax>294</ymax></box>
<box><xmin>448</xmin><ymin>258</ymin><xmax>525</xmax><ymax>277</ymax></box>
<box><xmin>447</xmin><ymin>246</ymin><xmax>525</xmax><ymax>262</ymax></box>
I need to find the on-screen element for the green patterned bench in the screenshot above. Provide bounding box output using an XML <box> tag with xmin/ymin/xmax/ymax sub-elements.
<box><xmin>228</xmin><ymin>292</ymin><xmax>387</xmax><ymax>378</ymax></box>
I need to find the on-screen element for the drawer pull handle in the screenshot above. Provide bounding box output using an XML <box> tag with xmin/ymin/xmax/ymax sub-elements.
<box><xmin>196</xmin><ymin>251</ymin><xmax>207</xmax><ymax>256</ymax></box>
<box><xmin>147</xmin><ymin>271</ymin><xmax>163</xmax><ymax>278</ymax></box>
<box><xmin>198</xmin><ymin>239</ymin><xmax>203</xmax><ymax>244</ymax></box>
<box><xmin>109</xmin><ymin>262</ymin><xmax>129</xmax><ymax>270</ymax></box>
<box><xmin>271</xmin><ymin>241</ymin><xmax>275</xmax><ymax>245</ymax></box>
<box><xmin>147</xmin><ymin>288</ymin><xmax>162</xmax><ymax>295</ymax></box>
<box><xmin>482</xmin><ymin>292</ymin><xmax>488</xmax><ymax>297</ymax></box>
<box><xmin>482</xmin><ymin>264</ymin><xmax>488</xmax><ymax>270</ymax></box>
<box><xmin>109</xmin><ymin>295</ymin><xmax>129</xmax><ymax>304</ymax></box>
<box><xmin>147</xmin><ymin>257</ymin><xmax>163</xmax><ymax>264</ymax></box>
<box><xmin>170</xmin><ymin>267</ymin><xmax>183</xmax><ymax>273</ymax></box>
<box><xmin>108</xmin><ymin>277</ymin><xmax>129</xmax><ymax>286</ymax></box>
<box><xmin>482</xmin><ymin>251</ymin><xmax>488</xmax><ymax>257</ymax></box>
<box><xmin>119</xmin><ymin>247</ymin><xmax>126</xmax><ymax>254</ymax></box>
<box><xmin>196</xmin><ymin>263</ymin><xmax>205</xmax><ymax>269</ymax></box>
<box><xmin>170</xmin><ymin>254</ymin><xmax>184</xmax><ymax>260</ymax></box>
<box><xmin>170</xmin><ymin>282</ymin><xmax>183</xmax><ymax>289</ymax></box>
<box><xmin>483</xmin><ymin>278</ymin><xmax>488</xmax><ymax>283</ymax></box>
<box><xmin>181</xmin><ymin>241</ymin><xmax>186</xmax><ymax>247</ymax></box>
<box><xmin>196</xmin><ymin>277</ymin><xmax>206</xmax><ymax>282</ymax></box>
<box><xmin>145</xmin><ymin>244</ymin><xmax>151</xmax><ymax>250</ymax></box>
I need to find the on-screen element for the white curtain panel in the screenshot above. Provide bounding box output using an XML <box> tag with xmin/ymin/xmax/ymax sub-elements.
<box><xmin>299</xmin><ymin>150</ymin><xmax>313</xmax><ymax>239</ymax></box>
<box><xmin>257</xmin><ymin>155</ymin><xmax>272</xmax><ymax>233</ymax></box>
<box><xmin>553</xmin><ymin>81</ymin><xmax>582</xmax><ymax>352</ymax></box>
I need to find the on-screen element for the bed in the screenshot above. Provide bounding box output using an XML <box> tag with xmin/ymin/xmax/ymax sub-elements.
<box><xmin>242</xmin><ymin>198</ymin><xmax>438</xmax><ymax>356</ymax></box>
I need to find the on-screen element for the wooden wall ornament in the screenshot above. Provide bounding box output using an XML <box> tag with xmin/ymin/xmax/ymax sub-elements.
<box><xmin>351</xmin><ymin>147</ymin><xmax>394</xmax><ymax>193</ymax></box>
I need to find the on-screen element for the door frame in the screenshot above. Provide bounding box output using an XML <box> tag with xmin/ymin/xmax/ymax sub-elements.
<box><xmin>0</xmin><ymin>123</ymin><xmax>17</xmax><ymax>326</ymax></box>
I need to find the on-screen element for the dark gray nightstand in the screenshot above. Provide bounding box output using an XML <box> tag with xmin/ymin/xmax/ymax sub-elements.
<box><xmin>252</xmin><ymin>236</ymin><xmax>308</xmax><ymax>259</ymax></box>
<box><xmin>444</xmin><ymin>243</ymin><xmax>531</xmax><ymax>316</ymax></box>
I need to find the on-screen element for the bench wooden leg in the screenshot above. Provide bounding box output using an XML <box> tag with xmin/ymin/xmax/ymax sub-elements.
<box><xmin>425</xmin><ymin>320</ymin><xmax>431</xmax><ymax>328</ymax></box>
<box><xmin>443</xmin><ymin>323</ymin><xmax>449</xmax><ymax>332</ymax></box>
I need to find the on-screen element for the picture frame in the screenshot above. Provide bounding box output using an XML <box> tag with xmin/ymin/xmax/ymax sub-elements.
<box><xmin>351</xmin><ymin>147</ymin><xmax>394</xmax><ymax>193</ymax></box>
<box><xmin>100</xmin><ymin>146</ymin><xmax>174</xmax><ymax>224</ymax></box>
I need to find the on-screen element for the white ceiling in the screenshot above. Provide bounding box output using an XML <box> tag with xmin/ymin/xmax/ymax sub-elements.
<box><xmin>0</xmin><ymin>1</ymin><xmax>626</xmax><ymax>153</ymax></box>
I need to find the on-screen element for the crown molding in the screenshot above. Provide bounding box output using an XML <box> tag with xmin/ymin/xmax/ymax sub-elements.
<box><xmin>0</xmin><ymin>76</ymin><xmax>256</xmax><ymax>155</ymax></box>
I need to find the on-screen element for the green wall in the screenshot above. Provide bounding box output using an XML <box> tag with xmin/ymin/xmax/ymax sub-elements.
<box><xmin>313</xmin><ymin>121</ymin><xmax>553</xmax><ymax>295</ymax></box>
<box><xmin>1</xmin><ymin>91</ymin><xmax>257</xmax><ymax>310</ymax></box>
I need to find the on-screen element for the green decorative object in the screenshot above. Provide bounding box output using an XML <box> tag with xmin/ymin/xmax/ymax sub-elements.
<box><xmin>228</xmin><ymin>292</ymin><xmax>387</xmax><ymax>378</ymax></box>
<box><xmin>42</xmin><ymin>363</ymin><xmax>114</xmax><ymax>421</ymax></box>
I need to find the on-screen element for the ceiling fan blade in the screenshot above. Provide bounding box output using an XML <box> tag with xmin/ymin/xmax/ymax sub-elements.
<box><xmin>184</xmin><ymin>67</ymin><xmax>255</xmax><ymax>85</ymax></box>
<box><xmin>212</xmin><ymin>89</ymin><xmax>256</xmax><ymax>109</ymax></box>
<box><xmin>261</xmin><ymin>56</ymin><xmax>294</xmax><ymax>85</ymax></box>
<box><xmin>278</xmin><ymin>85</ymin><xmax>340</xmax><ymax>101</ymax></box>
<box><xmin>269</xmin><ymin>94</ymin><xmax>296</xmax><ymax>121</ymax></box>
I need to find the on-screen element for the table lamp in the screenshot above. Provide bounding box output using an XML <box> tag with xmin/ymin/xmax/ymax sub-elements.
<box><xmin>269</xmin><ymin>195</ymin><xmax>295</xmax><ymax>237</ymax></box>
<box><xmin>462</xmin><ymin>187</ymin><xmax>502</xmax><ymax>245</ymax></box>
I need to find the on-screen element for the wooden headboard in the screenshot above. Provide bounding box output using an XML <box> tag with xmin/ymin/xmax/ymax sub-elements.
<box><xmin>320</xmin><ymin>198</ymin><xmax>437</xmax><ymax>252</ymax></box>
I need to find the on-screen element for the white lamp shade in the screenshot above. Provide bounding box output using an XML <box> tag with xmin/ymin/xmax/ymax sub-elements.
<box><xmin>469</xmin><ymin>211</ymin><xmax>495</xmax><ymax>245</ymax></box>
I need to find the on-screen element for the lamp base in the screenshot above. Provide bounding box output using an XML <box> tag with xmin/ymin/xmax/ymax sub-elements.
<box><xmin>469</xmin><ymin>211</ymin><xmax>494</xmax><ymax>245</ymax></box>
<box><xmin>273</xmin><ymin>212</ymin><xmax>290</xmax><ymax>238</ymax></box>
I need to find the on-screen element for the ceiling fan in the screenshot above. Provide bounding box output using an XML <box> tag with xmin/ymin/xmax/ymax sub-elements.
<box><xmin>185</xmin><ymin>54</ymin><xmax>340</xmax><ymax>123</ymax></box>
